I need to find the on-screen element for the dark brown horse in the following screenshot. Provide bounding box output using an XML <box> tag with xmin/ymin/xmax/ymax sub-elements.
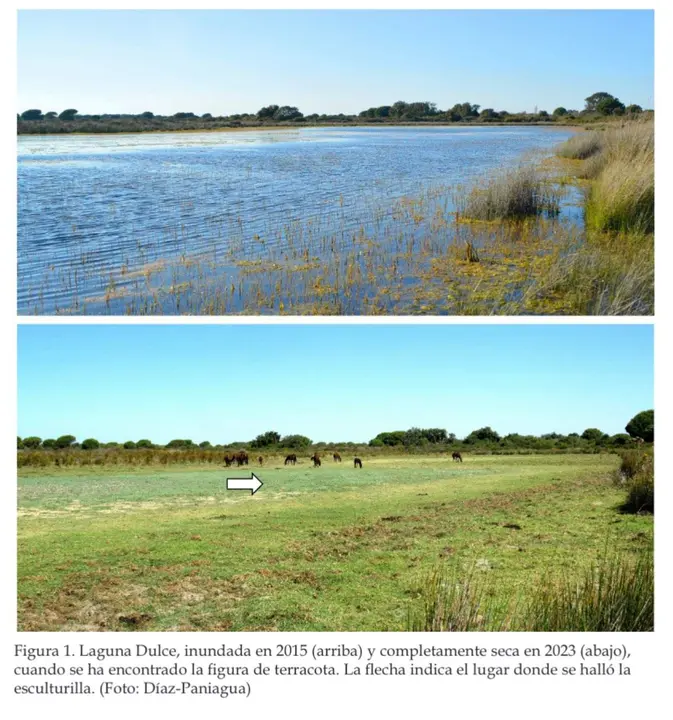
<box><xmin>223</xmin><ymin>454</ymin><xmax>234</xmax><ymax>467</ymax></box>
<box><xmin>284</xmin><ymin>453</ymin><xmax>297</xmax><ymax>465</ymax></box>
<box><xmin>257</xmin><ymin>456</ymin><xmax>264</xmax><ymax>466</ymax></box>
<box><xmin>354</xmin><ymin>457</ymin><xmax>362</xmax><ymax>468</ymax></box>
<box><xmin>311</xmin><ymin>453</ymin><xmax>321</xmax><ymax>467</ymax></box>
<box><xmin>452</xmin><ymin>452</ymin><xmax>463</xmax><ymax>462</ymax></box>
<box><xmin>235</xmin><ymin>451</ymin><xmax>249</xmax><ymax>466</ymax></box>
<box><xmin>333</xmin><ymin>452</ymin><xmax>342</xmax><ymax>462</ymax></box>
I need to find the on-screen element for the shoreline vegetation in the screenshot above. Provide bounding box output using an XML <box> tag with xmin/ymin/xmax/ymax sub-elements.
<box><xmin>17</xmin><ymin>92</ymin><xmax>649</xmax><ymax>135</ymax></box>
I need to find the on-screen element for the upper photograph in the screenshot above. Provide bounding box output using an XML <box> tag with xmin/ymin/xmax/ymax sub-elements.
<box><xmin>17</xmin><ymin>9</ymin><xmax>654</xmax><ymax>316</ymax></box>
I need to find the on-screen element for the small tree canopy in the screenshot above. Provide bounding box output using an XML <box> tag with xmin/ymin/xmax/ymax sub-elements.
<box><xmin>55</xmin><ymin>435</ymin><xmax>76</xmax><ymax>449</ymax></box>
<box><xmin>22</xmin><ymin>436</ymin><xmax>42</xmax><ymax>449</ymax></box>
<box><xmin>581</xmin><ymin>428</ymin><xmax>604</xmax><ymax>442</ymax></box>
<box><xmin>123</xmin><ymin>441</ymin><xmax>137</xmax><ymax>450</ymax></box>
<box><xmin>280</xmin><ymin>434</ymin><xmax>312</xmax><ymax>449</ymax></box>
<box><xmin>58</xmin><ymin>109</ymin><xmax>78</xmax><ymax>121</ymax></box>
<box><xmin>81</xmin><ymin>438</ymin><xmax>100</xmax><ymax>450</ymax></box>
<box><xmin>625</xmin><ymin>410</ymin><xmax>654</xmax><ymax>443</ymax></box>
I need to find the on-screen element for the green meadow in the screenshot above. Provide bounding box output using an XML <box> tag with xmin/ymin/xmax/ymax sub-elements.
<box><xmin>17</xmin><ymin>454</ymin><xmax>653</xmax><ymax>632</ymax></box>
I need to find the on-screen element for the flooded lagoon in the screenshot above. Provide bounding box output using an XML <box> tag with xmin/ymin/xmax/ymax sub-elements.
<box><xmin>17</xmin><ymin>126</ymin><xmax>578</xmax><ymax>315</ymax></box>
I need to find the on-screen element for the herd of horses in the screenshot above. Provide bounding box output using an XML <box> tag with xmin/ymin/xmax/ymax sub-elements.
<box><xmin>223</xmin><ymin>450</ymin><xmax>464</xmax><ymax>468</ymax></box>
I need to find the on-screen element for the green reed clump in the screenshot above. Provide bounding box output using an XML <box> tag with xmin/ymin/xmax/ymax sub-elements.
<box><xmin>614</xmin><ymin>448</ymin><xmax>654</xmax><ymax>514</ymax></box>
<box><xmin>458</xmin><ymin>165</ymin><xmax>561</xmax><ymax>221</ymax></box>
<box><xmin>556</xmin><ymin>131</ymin><xmax>603</xmax><ymax>160</ymax></box>
<box><xmin>520</xmin><ymin>550</ymin><xmax>653</xmax><ymax>631</ymax></box>
<box><xmin>409</xmin><ymin>551</ymin><xmax>653</xmax><ymax>632</ymax></box>
<box><xmin>569</xmin><ymin>121</ymin><xmax>654</xmax><ymax>235</ymax></box>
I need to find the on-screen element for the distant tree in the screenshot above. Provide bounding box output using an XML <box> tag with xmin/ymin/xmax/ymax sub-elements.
<box><xmin>626</xmin><ymin>104</ymin><xmax>643</xmax><ymax>115</ymax></box>
<box><xmin>199</xmin><ymin>441</ymin><xmax>212</xmax><ymax>448</ymax></box>
<box><xmin>21</xmin><ymin>109</ymin><xmax>43</xmax><ymax>121</ymax></box>
<box><xmin>81</xmin><ymin>438</ymin><xmax>100</xmax><ymax>450</ymax></box>
<box><xmin>423</xmin><ymin>428</ymin><xmax>449</xmax><ymax>444</ymax></box>
<box><xmin>611</xmin><ymin>433</ymin><xmax>633</xmax><ymax>447</ymax></box>
<box><xmin>251</xmin><ymin>431</ymin><xmax>281</xmax><ymax>448</ymax></box>
<box><xmin>22</xmin><ymin>436</ymin><xmax>42</xmax><ymax>449</ymax></box>
<box><xmin>42</xmin><ymin>439</ymin><xmax>57</xmax><ymax>449</ymax></box>
<box><xmin>369</xmin><ymin>431</ymin><xmax>406</xmax><ymax>447</ymax></box>
<box><xmin>17</xmin><ymin>437</ymin><xmax>24</xmax><ymax>450</ymax></box>
<box><xmin>140</xmin><ymin>111</ymin><xmax>154</xmax><ymax>119</ymax></box>
<box><xmin>464</xmin><ymin>426</ymin><xmax>501</xmax><ymax>444</ymax></box>
<box><xmin>273</xmin><ymin>106</ymin><xmax>303</xmax><ymax>121</ymax></box>
<box><xmin>257</xmin><ymin>105</ymin><xmax>279</xmax><ymax>120</ymax></box>
<box><xmin>58</xmin><ymin>109</ymin><xmax>78</xmax><ymax>121</ymax></box>
<box><xmin>172</xmin><ymin>112</ymin><xmax>196</xmax><ymax>119</ymax></box>
<box><xmin>166</xmin><ymin>439</ymin><xmax>194</xmax><ymax>448</ymax></box>
<box><xmin>280</xmin><ymin>434</ymin><xmax>312</xmax><ymax>449</ymax></box>
<box><xmin>123</xmin><ymin>441</ymin><xmax>137</xmax><ymax>450</ymax></box>
<box><xmin>136</xmin><ymin>439</ymin><xmax>153</xmax><ymax>449</ymax></box>
<box><xmin>553</xmin><ymin>107</ymin><xmax>568</xmax><ymax>116</ymax></box>
<box><xmin>581</xmin><ymin>428</ymin><xmax>604</xmax><ymax>442</ymax></box>
<box><xmin>480</xmin><ymin>108</ymin><xmax>498</xmax><ymax>119</ymax></box>
<box><xmin>537</xmin><ymin>110</ymin><xmax>549</xmax><ymax>118</ymax></box>
<box><xmin>403</xmin><ymin>427</ymin><xmax>426</xmax><ymax>446</ymax></box>
<box><xmin>201</xmin><ymin>113</ymin><xmax>212</xmax><ymax>119</ymax></box>
<box><xmin>625</xmin><ymin>410</ymin><xmax>654</xmax><ymax>443</ymax></box>
<box><xmin>55</xmin><ymin>435</ymin><xmax>76</xmax><ymax>449</ymax></box>
<box><xmin>44</xmin><ymin>111</ymin><xmax>58</xmax><ymax>118</ymax></box>
<box><xmin>104</xmin><ymin>442</ymin><xmax>121</xmax><ymax>448</ymax></box>
<box><xmin>596</xmin><ymin>96</ymin><xmax>625</xmax><ymax>115</ymax></box>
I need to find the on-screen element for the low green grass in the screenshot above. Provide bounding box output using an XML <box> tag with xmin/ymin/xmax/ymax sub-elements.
<box><xmin>17</xmin><ymin>454</ymin><xmax>653</xmax><ymax>631</ymax></box>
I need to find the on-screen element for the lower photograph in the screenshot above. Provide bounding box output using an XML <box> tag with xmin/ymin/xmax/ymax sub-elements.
<box><xmin>16</xmin><ymin>323</ymin><xmax>654</xmax><ymax>632</ymax></box>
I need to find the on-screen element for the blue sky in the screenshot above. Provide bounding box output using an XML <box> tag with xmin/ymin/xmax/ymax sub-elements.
<box><xmin>17</xmin><ymin>10</ymin><xmax>654</xmax><ymax>116</ymax></box>
<box><xmin>18</xmin><ymin>324</ymin><xmax>653</xmax><ymax>444</ymax></box>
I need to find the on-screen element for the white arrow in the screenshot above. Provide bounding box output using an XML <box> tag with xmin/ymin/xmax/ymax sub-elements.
<box><xmin>226</xmin><ymin>473</ymin><xmax>263</xmax><ymax>495</ymax></box>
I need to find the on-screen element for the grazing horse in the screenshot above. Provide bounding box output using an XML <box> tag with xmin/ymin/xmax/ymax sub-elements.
<box><xmin>354</xmin><ymin>457</ymin><xmax>363</xmax><ymax>469</ymax></box>
<box><xmin>452</xmin><ymin>452</ymin><xmax>463</xmax><ymax>462</ymax></box>
<box><xmin>235</xmin><ymin>451</ymin><xmax>249</xmax><ymax>466</ymax></box>
<box><xmin>284</xmin><ymin>453</ymin><xmax>297</xmax><ymax>465</ymax></box>
<box><xmin>258</xmin><ymin>456</ymin><xmax>264</xmax><ymax>466</ymax></box>
<box><xmin>311</xmin><ymin>454</ymin><xmax>321</xmax><ymax>467</ymax></box>
<box><xmin>333</xmin><ymin>452</ymin><xmax>342</xmax><ymax>463</ymax></box>
<box><xmin>223</xmin><ymin>454</ymin><xmax>234</xmax><ymax>467</ymax></box>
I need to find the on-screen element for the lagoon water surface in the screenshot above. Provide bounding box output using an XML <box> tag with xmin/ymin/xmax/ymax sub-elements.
<box><xmin>18</xmin><ymin>126</ymin><xmax>576</xmax><ymax>314</ymax></box>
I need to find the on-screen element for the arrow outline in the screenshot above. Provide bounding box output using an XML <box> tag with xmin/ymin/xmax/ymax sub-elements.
<box><xmin>226</xmin><ymin>472</ymin><xmax>263</xmax><ymax>495</ymax></box>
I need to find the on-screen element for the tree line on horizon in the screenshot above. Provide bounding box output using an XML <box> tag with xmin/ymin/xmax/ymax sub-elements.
<box><xmin>17</xmin><ymin>410</ymin><xmax>654</xmax><ymax>453</ymax></box>
<box><xmin>17</xmin><ymin>92</ymin><xmax>649</xmax><ymax>134</ymax></box>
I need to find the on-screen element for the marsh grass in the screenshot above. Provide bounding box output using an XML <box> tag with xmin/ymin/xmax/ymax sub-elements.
<box><xmin>409</xmin><ymin>550</ymin><xmax>654</xmax><ymax>632</ymax></box>
<box><xmin>556</xmin><ymin>132</ymin><xmax>603</xmax><ymax>160</ymax></box>
<box><xmin>558</xmin><ymin>120</ymin><xmax>654</xmax><ymax>235</ymax></box>
<box><xmin>457</xmin><ymin>165</ymin><xmax>562</xmax><ymax>221</ymax></box>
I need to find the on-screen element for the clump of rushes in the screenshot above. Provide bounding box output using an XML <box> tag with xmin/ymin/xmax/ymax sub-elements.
<box><xmin>409</xmin><ymin>550</ymin><xmax>653</xmax><ymax>632</ymax></box>
<box><xmin>556</xmin><ymin>131</ymin><xmax>603</xmax><ymax>160</ymax></box>
<box><xmin>520</xmin><ymin>550</ymin><xmax>653</xmax><ymax>631</ymax></box>
<box><xmin>458</xmin><ymin>165</ymin><xmax>561</xmax><ymax>221</ymax></box>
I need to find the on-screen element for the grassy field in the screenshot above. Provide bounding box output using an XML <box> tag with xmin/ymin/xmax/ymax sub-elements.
<box><xmin>17</xmin><ymin>454</ymin><xmax>653</xmax><ymax>631</ymax></box>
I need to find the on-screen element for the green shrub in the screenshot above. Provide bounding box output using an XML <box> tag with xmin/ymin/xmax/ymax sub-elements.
<box><xmin>458</xmin><ymin>166</ymin><xmax>561</xmax><ymax>221</ymax></box>
<box><xmin>615</xmin><ymin>449</ymin><xmax>653</xmax><ymax>514</ymax></box>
